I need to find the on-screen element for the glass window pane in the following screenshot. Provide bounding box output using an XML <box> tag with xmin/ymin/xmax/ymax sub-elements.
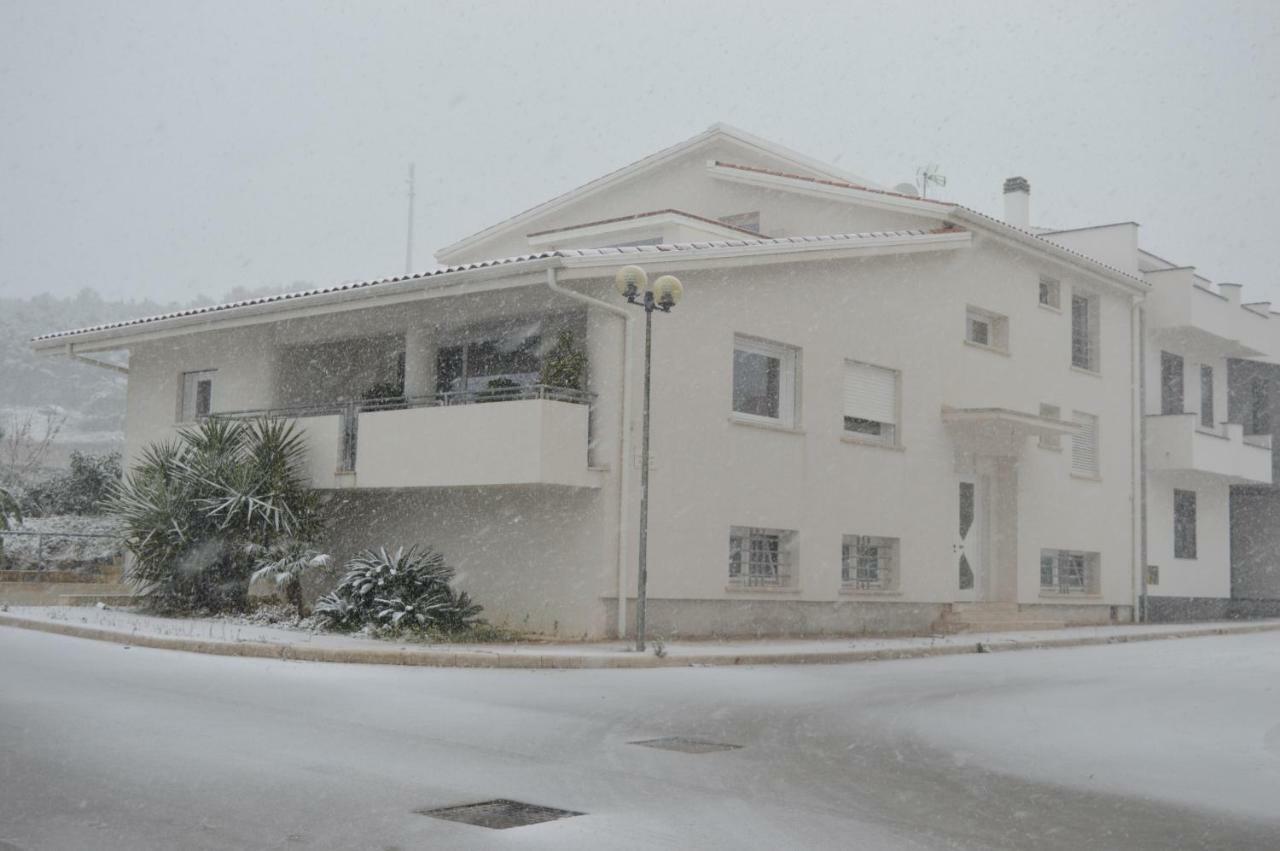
<box><xmin>733</xmin><ymin>349</ymin><xmax>781</xmax><ymax>418</ymax></box>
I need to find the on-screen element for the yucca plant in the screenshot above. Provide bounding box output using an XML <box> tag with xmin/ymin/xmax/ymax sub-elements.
<box><xmin>247</xmin><ymin>540</ymin><xmax>331</xmax><ymax>618</ymax></box>
<box><xmin>314</xmin><ymin>545</ymin><xmax>482</xmax><ymax>633</ymax></box>
<box><xmin>107</xmin><ymin>417</ymin><xmax>323</xmax><ymax>613</ymax></box>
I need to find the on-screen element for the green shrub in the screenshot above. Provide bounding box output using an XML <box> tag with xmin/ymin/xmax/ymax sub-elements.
<box><xmin>539</xmin><ymin>330</ymin><xmax>587</xmax><ymax>390</ymax></box>
<box><xmin>314</xmin><ymin>545</ymin><xmax>482</xmax><ymax>634</ymax></box>
<box><xmin>107</xmin><ymin>417</ymin><xmax>322</xmax><ymax>613</ymax></box>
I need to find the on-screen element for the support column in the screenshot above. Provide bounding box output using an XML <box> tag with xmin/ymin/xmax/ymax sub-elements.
<box><xmin>990</xmin><ymin>456</ymin><xmax>1020</xmax><ymax>603</ymax></box>
<box><xmin>403</xmin><ymin>325</ymin><xmax>436</xmax><ymax>399</ymax></box>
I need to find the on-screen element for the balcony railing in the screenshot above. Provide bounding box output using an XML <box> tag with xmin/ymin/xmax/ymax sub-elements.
<box><xmin>213</xmin><ymin>384</ymin><xmax>599</xmax><ymax>489</ymax></box>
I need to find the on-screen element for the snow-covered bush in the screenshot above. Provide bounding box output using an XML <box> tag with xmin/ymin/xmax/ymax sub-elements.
<box><xmin>314</xmin><ymin>545</ymin><xmax>482</xmax><ymax>634</ymax></box>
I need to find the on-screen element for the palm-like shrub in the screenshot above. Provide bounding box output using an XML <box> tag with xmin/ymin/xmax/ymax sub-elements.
<box><xmin>107</xmin><ymin>417</ymin><xmax>322</xmax><ymax>612</ymax></box>
<box><xmin>247</xmin><ymin>541</ymin><xmax>331</xmax><ymax>618</ymax></box>
<box><xmin>314</xmin><ymin>545</ymin><xmax>482</xmax><ymax>633</ymax></box>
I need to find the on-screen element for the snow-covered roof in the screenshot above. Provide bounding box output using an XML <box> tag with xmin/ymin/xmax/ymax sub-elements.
<box><xmin>32</xmin><ymin>227</ymin><xmax>967</xmax><ymax>349</ymax></box>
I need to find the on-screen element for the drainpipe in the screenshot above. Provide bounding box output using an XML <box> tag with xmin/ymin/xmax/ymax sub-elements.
<box><xmin>1134</xmin><ymin>298</ymin><xmax>1148</xmax><ymax>622</ymax></box>
<box><xmin>545</xmin><ymin>267</ymin><xmax>635</xmax><ymax>638</ymax></box>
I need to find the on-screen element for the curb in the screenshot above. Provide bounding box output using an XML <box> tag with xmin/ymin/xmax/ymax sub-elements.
<box><xmin>1</xmin><ymin>612</ymin><xmax>1278</xmax><ymax>670</ymax></box>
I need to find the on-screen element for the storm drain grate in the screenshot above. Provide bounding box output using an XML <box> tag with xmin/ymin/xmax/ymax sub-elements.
<box><xmin>416</xmin><ymin>799</ymin><xmax>583</xmax><ymax>830</ymax></box>
<box><xmin>629</xmin><ymin>736</ymin><xmax>743</xmax><ymax>754</ymax></box>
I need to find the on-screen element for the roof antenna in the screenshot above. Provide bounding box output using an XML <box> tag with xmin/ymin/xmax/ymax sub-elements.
<box><xmin>404</xmin><ymin>163</ymin><xmax>416</xmax><ymax>274</ymax></box>
<box><xmin>916</xmin><ymin>163</ymin><xmax>947</xmax><ymax>199</ymax></box>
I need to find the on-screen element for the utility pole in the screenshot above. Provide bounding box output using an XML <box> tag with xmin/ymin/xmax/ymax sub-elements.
<box><xmin>405</xmin><ymin>163</ymin><xmax>416</xmax><ymax>275</ymax></box>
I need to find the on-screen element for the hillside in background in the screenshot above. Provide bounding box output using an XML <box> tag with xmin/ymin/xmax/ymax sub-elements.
<box><xmin>2</xmin><ymin>286</ymin><xmax>306</xmax><ymax>470</ymax></box>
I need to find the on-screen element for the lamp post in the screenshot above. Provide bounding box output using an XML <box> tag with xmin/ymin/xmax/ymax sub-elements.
<box><xmin>614</xmin><ymin>264</ymin><xmax>683</xmax><ymax>651</ymax></box>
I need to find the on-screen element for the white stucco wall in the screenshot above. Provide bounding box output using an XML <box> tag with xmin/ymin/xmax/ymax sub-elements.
<box><xmin>1147</xmin><ymin>476</ymin><xmax>1232</xmax><ymax>599</ymax></box>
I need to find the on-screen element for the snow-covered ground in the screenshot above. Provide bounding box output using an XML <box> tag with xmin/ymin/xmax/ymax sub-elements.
<box><xmin>1</xmin><ymin>624</ymin><xmax>1276</xmax><ymax>849</ymax></box>
<box><xmin>5</xmin><ymin>604</ymin><xmax>1277</xmax><ymax>662</ymax></box>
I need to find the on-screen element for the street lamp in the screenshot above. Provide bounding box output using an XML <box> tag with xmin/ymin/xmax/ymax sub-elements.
<box><xmin>614</xmin><ymin>264</ymin><xmax>683</xmax><ymax>651</ymax></box>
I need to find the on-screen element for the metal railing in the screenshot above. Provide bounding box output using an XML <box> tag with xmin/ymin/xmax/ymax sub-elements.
<box><xmin>214</xmin><ymin>384</ymin><xmax>595</xmax><ymax>474</ymax></box>
<box><xmin>0</xmin><ymin>529</ymin><xmax>123</xmax><ymax>571</ymax></box>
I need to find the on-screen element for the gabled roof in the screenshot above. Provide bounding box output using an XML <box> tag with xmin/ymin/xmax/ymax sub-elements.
<box><xmin>707</xmin><ymin>160</ymin><xmax>1147</xmax><ymax>292</ymax></box>
<box><xmin>434</xmin><ymin>123</ymin><xmax>882</xmax><ymax>263</ymax></box>
<box><xmin>32</xmin><ymin>227</ymin><xmax>968</xmax><ymax>350</ymax></box>
<box><xmin>527</xmin><ymin>208</ymin><xmax>763</xmax><ymax>240</ymax></box>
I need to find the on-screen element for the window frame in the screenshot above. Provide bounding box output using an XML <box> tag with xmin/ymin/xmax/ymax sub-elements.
<box><xmin>841</xmin><ymin>534</ymin><xmax>899</xmax><ymax>591</ymax></box>
<box><xmin>728</xmin><ymin>526</ymin><xmax>797</xmax><ymax>589</ymax></box>
<box><xmin>1038</xmin><ymin>276</ymin><xmax>1061</xmax><ymax>310</ymax></box>
<box><xmin>1040</xmin><ymin>548</ymin><xmax>1100</xmax><ymax>595</ymax></box>
<box><xmin>965</xmin><ymin>305</ymin><xmax>1009</xmax><ymax>353</ymax></box>
<box><xmin>1174</xmin><ymin>489</ymin><xmax>1197</xmax><ymax>560</ymax></box>
<box><xmin>1071</xmin><ymin>410</ymin><xmax>1099</xmax><ymax>477</ymax></box>
<box><xmin>842</xmin><ymin>359</ymin><xmax>900</xmax><ymax>447</ymax></box>
<box><xmin>179</xmin><ymin>369</ymin><xmax>217</xmax><ymax>422</ymax></box>
<box><xmin>731</xmin><ymin>335</ymin><xmax>799</xmax><ymax>428</ymax></box>
<box><xmin>1071</xmin><ymin>289</ymin><xmax>1101</xmax><ymax>372</ymax></box>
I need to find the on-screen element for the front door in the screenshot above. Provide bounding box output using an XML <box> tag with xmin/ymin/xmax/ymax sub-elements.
<box><xmin>955</xmin><ymin>476</ymin><xmax>982</xmax><ymax>601</ymax></box>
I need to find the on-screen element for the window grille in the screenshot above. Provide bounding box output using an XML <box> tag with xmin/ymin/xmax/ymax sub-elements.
<box><xmin>1040</xmin><ymin>549</ymin><xmax>1098</xmax><ymax>594</ymax></box>
<box><xmin>1071</xmin><ymin>292</ymin><xmax>1099</xmax><ymax>371</ymax></box>
<box><xmin>842</xmin><ymin>535</ymin><xmax>897</xmax><ymax>590</ymax></box>
<box><xmin>728</xmin><ymin>527</ymin><xmax>794</xmax><ymax>587</ymax></box>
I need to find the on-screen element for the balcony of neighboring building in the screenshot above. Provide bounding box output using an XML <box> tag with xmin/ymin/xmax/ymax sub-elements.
<box><xmin>1145</xmin><ymin>413</ymin><xmax>1272</xmax><ymax>485</ymax></box>
<box><xmin>1144</xmin><ymin>267</ymin><xmax>1274</xmax><ymax>358</ymax></box>
<box><xmin>206</xmin><ymin>307</ymin><xmax>606</xmax><ymax>491</ymax></box>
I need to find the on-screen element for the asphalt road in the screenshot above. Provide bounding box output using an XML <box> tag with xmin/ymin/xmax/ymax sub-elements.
<box><xmin>1</xmin><ymin>626</ymin><xmax>1277</xmax><ymax>850</ymax></box>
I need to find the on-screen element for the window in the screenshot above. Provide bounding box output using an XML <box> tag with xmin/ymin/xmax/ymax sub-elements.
<box><xmin>1071</xmin><ymin>411</ymin><xmax>1098</xmax><ymax>476</ymax></box>
<box><xmin>180</xmin><ymin>370</ymin><xmax>216</xmax><ymax>421</ymax></box>
<box><xmin>965</xmin><ymin>306</ymin><xmax>1008</xmax><ymax>351</ymax></box>
<box><xmin>843</xmin><ymin>361</ymin><xmax>898</xmax><ymax>445</ymax></box>
<box><xmin>732</xmin><ymin>336</ymin><xmax>797</xmax><ymax>426</ymax></box>
<box><xmin>1038</xmin><ymin>403</ymin><xmax>1062</xmax><ymax>450</ymax></box>
<box><xmin>1147</xmin><ymin>564</ymin><xmax>1160</xmax><ymax>586</ymax></box>
<box><xmin>1249</xmin><ymin>377</ymin><xmax>1270</xmax><ymax>435</ymax></box>
<box><xmin>436</xmin><ymin>324</ymin><xmax>542</xmax><ymax>396</ymax></box>
<box><xmin>1174</xmin><ymin>489</ymin><xmax>1197</xmax><ymax>559</ymax></box>
<box><xmin>719</xmin><ymin>211</ymin><xmax>761</xmax><ymax>233</ymax></box>
<box><xmin>842</xmin><ymin>535</ymin><xmax>898</xmax><ymax>590</ymax></box>
<box><xmin>728</xmin><ymin>526</ymin><xmax>795</xmax><ymax>588</ymax></box>
<box><xmin>1039</xmin><ymin>276</ymin><xmax>1061</xmax><ymax>309</ymax></box>
<box><xmin>1160</xmin><ymin>351</ymin><xmax>1184</xmax><ymax>415</ymax></box>
<box><xmin>1071</xmin><ymin>291</ymin><xmax>1099</xmax><ymax>371</ymax></box>
<box><xmin>1040</xmin><ymin>549</ymin><xmax>1099</xmax><ymax>594</ymax></box>
<box><xmin>1200</xmin><ymin>365</ymin><xmax>1215</xmax><ymax>429</ymax></box>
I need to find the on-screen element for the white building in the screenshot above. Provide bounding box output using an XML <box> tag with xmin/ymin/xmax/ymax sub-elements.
<box><xmin>33</xmin><ymin>124</ymin><xmax>1276</xmax><ymax>637</ymax></box>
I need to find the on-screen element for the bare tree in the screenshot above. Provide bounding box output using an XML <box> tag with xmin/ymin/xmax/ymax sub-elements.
<box><xmin>1</xmin><ymin>409</ymin><xmax>67</xmax><ymax>483</ymax></box>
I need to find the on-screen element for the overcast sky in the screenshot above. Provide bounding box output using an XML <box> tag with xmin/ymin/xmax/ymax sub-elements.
<box><xmin>3</xmin><ymin>0</ymin><xmax>1278</xmax><ymax>304</ymax></box>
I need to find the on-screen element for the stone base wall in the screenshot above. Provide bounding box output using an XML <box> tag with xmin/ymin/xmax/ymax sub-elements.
<box><xmin>604</xmin><ymin>597</ymin><xmax>946</xmax><ymax>639</ymax></box>
<box><xmin>1145</xmin><ymin>596</ymin><xmax>1280</xmax><ymax>622</ymax></box>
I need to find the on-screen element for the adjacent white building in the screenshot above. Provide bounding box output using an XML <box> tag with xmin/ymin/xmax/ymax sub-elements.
<box><xmin>31</xmin><ymin>124</ymin><xmax>1280</xmax><ymax>636</ymax></box>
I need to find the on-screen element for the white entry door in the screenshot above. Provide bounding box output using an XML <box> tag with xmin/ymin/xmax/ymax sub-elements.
<box><xmin>955</xmin><ymin>476</ymin><xmax>983</xmax><ymax>601</ymax></box>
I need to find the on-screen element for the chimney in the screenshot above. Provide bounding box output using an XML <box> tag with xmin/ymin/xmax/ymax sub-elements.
<box><xmin>1003</xmin><ymin>176</ymin><xmax>1030</xmax><ymax>229</ymax></box>
<box><xmin>1219</xmin><ymin>282</ymin><xmax>1242</xmax><ymax>306</ymax></box>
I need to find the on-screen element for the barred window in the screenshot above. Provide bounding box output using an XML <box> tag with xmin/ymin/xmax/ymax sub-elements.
<box><xmin>1040</xmin><ymin>549</ymin><xmax>1099</xmax><ymax>594</ymax></box>
<box><xmin>728</xmin><ymin>527</ymin><xmax>795</xmax><ymax>588</ymax></box>
<box><xmin>841</xmin><ymin>535</ymin><xmax>898</xmax><ymax>590</ymax></box>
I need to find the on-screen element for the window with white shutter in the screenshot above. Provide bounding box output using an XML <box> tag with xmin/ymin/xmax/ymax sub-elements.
<box><xmin>1071</xmin><ymin>411</ymin><xmax>1099</xmax><ymax>476</ymax></box>
<box><xmin>180</xmin><ymin>370</ymin><xmax>217</xmax><ymax>422</ymax></box>
<box><xmin>843</xmin><ymin>361</ymin><xmax>898</xmax><ymax>446</ymax></box>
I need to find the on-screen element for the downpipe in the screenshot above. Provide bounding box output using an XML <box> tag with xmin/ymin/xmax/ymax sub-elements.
<box><xmin>545</xmin><ymin>267</ymin><xmax>635</xmax><ymax>638</ymax></box>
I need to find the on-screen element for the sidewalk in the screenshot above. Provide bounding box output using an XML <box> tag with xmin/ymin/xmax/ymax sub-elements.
<box><xmin>2</xmin><ymin>605</ymin><xmax>1278</xmax><ymax>669</ymax></box>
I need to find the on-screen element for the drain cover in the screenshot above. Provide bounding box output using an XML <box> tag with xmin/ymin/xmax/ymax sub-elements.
<box><xmin>629</xmin><ymin>736</ymin><xmax>742</xmax><ymax>753</ymax></box>
<box><xmin>416</xmin><ymin>799</ymin><xmax>583</xmax><ymax>830</ymax></box>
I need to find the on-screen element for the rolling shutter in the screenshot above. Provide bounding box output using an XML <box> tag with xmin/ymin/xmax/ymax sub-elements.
<box><xmin>1071</xmin><ymin>412</ymin><xmax>1098</xmax><ymax>474</ymax></box>
<box><xmin>844</xmin><ymin>362</ymin><xmax>897</xmax><ymax>424</ymax></box>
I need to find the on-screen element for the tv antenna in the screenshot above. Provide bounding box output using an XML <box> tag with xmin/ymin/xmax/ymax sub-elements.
<box><xmin>916</xmin><ymin>163</ymin><xmax>947</xmax><ymax>198</ymax></box>
<box><xmin>404</xmin><ymin>163</ymin><xmax>416</xmax><ymax>275</ymax></box>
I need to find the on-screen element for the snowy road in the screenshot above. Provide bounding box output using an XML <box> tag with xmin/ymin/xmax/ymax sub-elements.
<box><xmin>1</xmin><ymin>627</ymin><xmax>1277</xmax><ymax>850</ymax></box>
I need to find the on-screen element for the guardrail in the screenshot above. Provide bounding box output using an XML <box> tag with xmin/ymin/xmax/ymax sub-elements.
<box><xmin>214</xmin><ymin>384</ymin><xmax>596</xmax><ymax>474</ymax></box>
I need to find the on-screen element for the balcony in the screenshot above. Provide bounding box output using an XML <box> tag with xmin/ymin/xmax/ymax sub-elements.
<box><xmin>220</xmin><ymin>385</ymin><xmax>602</xmax><ymax>490</ymax></box>
<box><xmin>1145</xmin><ymin>268</ymin><xmax>1273</xmax><ymax>357</ymax></box>
<box><xmin>1145</xmin><ymin>414</ymin><xmax>1272</xmax><ymax>484</ymax></box>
